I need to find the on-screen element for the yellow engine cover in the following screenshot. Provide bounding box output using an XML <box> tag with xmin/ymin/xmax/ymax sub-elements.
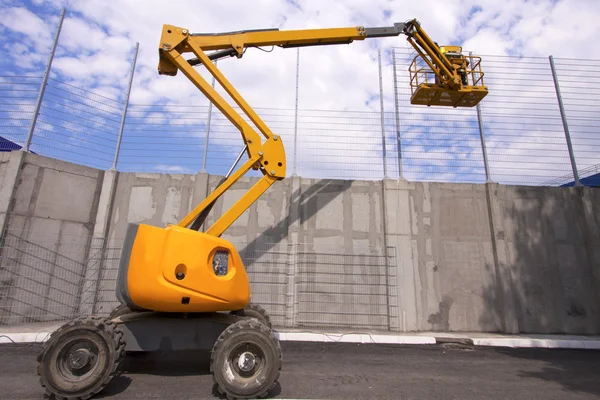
<box><xmin>115</xmin><ymin>223</ymin><xmax>251</xmax><ymax>313</ymax></box>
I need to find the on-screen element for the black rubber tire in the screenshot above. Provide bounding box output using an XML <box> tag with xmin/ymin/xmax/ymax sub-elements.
<box><xmin>108</xmin><ymin>304</ymin><xmax>132</xmax><ymax>320</ymax></box>
<box><xmin>230</xmin><ymin>303</ymin><xmax>272</xmax><ymax>329</ymax></box>
<box><xmin>211</xmin><ymin>319</ymin><xmax>282</xmax><ymax>400</ymax></box>
<box><xmin>37</xmin><ymin>316</ymin><xmax>126</xmax><ymax>400</ymax></box>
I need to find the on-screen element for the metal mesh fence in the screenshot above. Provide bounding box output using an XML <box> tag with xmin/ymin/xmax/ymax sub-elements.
<box><xmin>294</xmin><ymin>244</ymin><xmax>397</xmax><ymax>331</ymax></box>
<box><xmin>546</xmin><ymin>57</ymin><xmax>600</xmax><ymax>186</ymax></box>
<box><xmin>204</xmin><ymin>107</ymin><xmax>295</xmax><ymax>177</ymax></box>
<box><xmin>1</xmin><ymin>232</ymin><xmax>397</xmax><ymax>331</ymax></box>
<box><xmin>118</xmin><ymin>104</ymin><xmax>210</xmax><ymax>174</ymax></box>
<box><xmin>296</xmin><ymin>109</ymin><xmax>385</xmax><ymax>180</ymax></box>
<box><xmin>2</xmin><ymin>49</ymin><xmax>600</xmax><ymax>184</ymax></box>
<box><xmin>0</xmin><ymin>75</ymin><xmax>42</xmax><ymax>151</ymax></box>
<box><xmin>391</xmin><ymin>47</ymin><xmax>600</xmax><ymax>186</ymax></box>
<box><xmin>477</xmin><ymin>55</ymin><xmax>574</xmax><ymax>186</ymax></box>
<box><xmin>32</xmin><ymin>78</ymin><xmax>122</xmax><ymax>170</ymax></box>
<box><xmin>0</xmin><ymin>231</ymin><xmax>100</xmax><ymax>325</ymax></box>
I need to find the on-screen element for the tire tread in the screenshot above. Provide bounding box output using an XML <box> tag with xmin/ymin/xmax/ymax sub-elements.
<box><xmin>231</xmin><ymin>303</ymin><xmax>272</xmax><ymax>329</ymax></box>
<box><xmin>37</xmin><ymin>316</ymin><xmax>126</xmax><ymax>400</ymax></box>
<box><xmin>210</xmin><ymin>319</ymin><xmax>282</xmax><ymax>400</ymax></box>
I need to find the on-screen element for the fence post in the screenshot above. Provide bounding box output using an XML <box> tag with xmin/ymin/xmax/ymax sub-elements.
<box><xmin>293</xmin><ymin>48</ymin><xmax>300</xmax><ymax>176</ymax></box>
<box><xmin>476</xmin><ymin>103</ymin><xmax>492</xmax><ymax>182</ymax></box>
<box><xmin>23</xmin><ymin>8</ymin><xmax>65</xmax><ymax>152</ymax></box>
<box><xmin>111</xmin><ymin>42</ymin><xmax>139</xmax><ymax>170</ymax></box>
<box><xmin>391</xmin><ymin>48</ymin><xmax>404</xmax><ymax>179</ymax></box>
<box><xmin>471</xmin><ymin>52</ymin><xmax>492</xmax><ymax>182</ymax></box>
<box><xmin>378</xmin><ymin>48</ymin><xmax>388</xmax><ymax>178</ymax></box>
<box><xmin>549</xmin><ymin>55</ymin><xmax>581</xmax><ymax>186</ymax></box>
<box><xmin>202</xmin><ymin>60</ymin><xmax>217</xmax><ymax>172</ymax></box>
<box><xmin>286</xmin><ymin>241</ymin><xmax>298</xmax><ymax>328</ymax></box>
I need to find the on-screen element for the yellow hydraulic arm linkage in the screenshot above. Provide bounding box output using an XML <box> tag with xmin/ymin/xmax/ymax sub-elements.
<box><xmin>158</xmin><ymin>19</ymin><xmax>488</xmax><ymax>238</ymax></box>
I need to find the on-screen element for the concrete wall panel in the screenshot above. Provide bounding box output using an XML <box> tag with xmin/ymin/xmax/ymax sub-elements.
<box><xmin>494</xmin><ymin>185</ymin><xmax>600</xmax><ymax>334</ymax></box>
<box><xmin>0</xmin><ymin>152</ymin><xmax>102</xmax><ymax>324</ymax></box>
<box><xmin>1</xmin><ymin>152</ymin><xmax>599</xmax><ymax>334</ymax></box>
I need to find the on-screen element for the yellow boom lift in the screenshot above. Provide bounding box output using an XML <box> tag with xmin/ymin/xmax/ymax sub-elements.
<box><xmin>37</xmin><ymin>19</ymin><xmax>487</xmax><ymax>400</ymax></box>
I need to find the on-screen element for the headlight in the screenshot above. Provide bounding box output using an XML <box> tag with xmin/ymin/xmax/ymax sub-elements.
<box><xmin>213</xmin><ymin>249</ymin><xmax>229</xmax><ymax>276</ymax></box>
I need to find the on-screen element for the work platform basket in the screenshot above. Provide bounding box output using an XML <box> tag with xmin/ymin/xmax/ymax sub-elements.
<box><xmin>408</xmin><ymin>51</ymin><xmax>488</xmax><ymax>108</ymax></box>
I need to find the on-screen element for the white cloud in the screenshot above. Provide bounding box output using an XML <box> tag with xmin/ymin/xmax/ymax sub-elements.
<box><xmin>6</xmin><ymin>0</ymin><xmax>600</xmax><ymax>109</ymax></box>
<box><xmin>462</xmin><ymin>28</ymin><xmax>513</xmax><ymax>57</ymax></box>
<box><xmin>59</xmin><ymin>16</ymin><xmax>105</xmax><ymax>52</ymax></box>
<box><xmin>0</xmin><ymin>6</ymin><xmax>52</xmax><ymax>52</ymax></box>
<box><xmin>153</xmin><ymin>164</ymin><xmax>193</xmax><ymax>173</ymax></box>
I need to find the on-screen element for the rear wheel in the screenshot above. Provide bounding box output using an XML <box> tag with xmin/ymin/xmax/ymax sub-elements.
<box><xmin>211</xmin><ymin>319</ymin><xmax>281</xmax><ymax>399</ymax></box>
<box><xmin>230</xmin><ymin>303</ymin><xmax>272</xmax><ymax>329</ymax></box>
<box><xmin>37</xmin><ymin>316</ymin><xmax>126</xmax><ymax>400</ymax></box>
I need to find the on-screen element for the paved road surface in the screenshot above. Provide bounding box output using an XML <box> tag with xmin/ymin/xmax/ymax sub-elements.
<box><xmin>1</xmin><ymin>341</ymin><xmax>599</xmax><ymax>399</ymax></box>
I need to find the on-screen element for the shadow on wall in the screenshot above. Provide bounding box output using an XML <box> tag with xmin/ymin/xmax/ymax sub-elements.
<box><xmin>238</xmin><ymin>179</ymin><xmax>353</xmax><ymax>268</ymax></box>
<box><xmin>480</xmin><ymin>185</ymin><xmax>600</xmax><ymax>397</ymax></box>
<box><xmin>480</xmin><ymin>185</ymin><xmax>600</xmax><ymax>335</ymax></box>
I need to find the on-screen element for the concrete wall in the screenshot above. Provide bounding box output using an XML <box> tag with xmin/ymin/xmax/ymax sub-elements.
<box><xmin>106</xmin><ymin>172</ymin><xmax>207</xmax><ymax>244</ymax></box>
<box><xmin>1</xmin><ymin>151</ymin><xmax>599</xmax><ymax>333</ymax></box>
<box><xmin>490</xmin><ymin>184</ymin><xmax>600</xmax><ymax>334</ymax></box>
<box><xmin>385</xmin><ymin>180</ymin><xmax>600</xmax><ymax>334</ymax></box>
<box><xmin>0</xmin><ymin>152</ymin><xmax>104</xmax><ymax>324</ymax></box>
<box><xmin>385</xmin><ymin>181</ymin><xmax>499</xmax><ymax>333</ymax></box>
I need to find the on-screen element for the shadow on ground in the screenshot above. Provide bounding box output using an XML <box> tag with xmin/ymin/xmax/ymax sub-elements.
<box><xmin>97</xmin><ymin>350</ymin><xmax>281</xmax><ymax>399</ymax></box>
<box><xmin>497</xmin><ymin>348</ymin><xmax>600</xmax><ymax>397</ymax></box>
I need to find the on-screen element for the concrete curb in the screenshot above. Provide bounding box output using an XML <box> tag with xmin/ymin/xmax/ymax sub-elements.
<box><xmin>0</xmin><ymin>331</ymin><xmax>53</xmax><ymax>344</ymax></box>
<box><xmin>472</xmin><ymin>337</ymin><xmax>600</xmax><ymax>349</ymax></box>
<box><xmin>0</xmin><ymin>330</ymin><xmax>436</xmax><ymax>346</ymax></box>
<box><xmin>2</xmin><ymin>329</ymin><xmax>600</xmax><ymax>350</ymax></box>
<box><xmin>275</xmin><ymin>331</ymin><xmax>437</xmax><ymax>345</ymax></box>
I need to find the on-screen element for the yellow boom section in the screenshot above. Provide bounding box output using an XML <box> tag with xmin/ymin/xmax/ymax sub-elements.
<box><xmin>157</xmin><ymin>24</ymin><xmax>379</xmax><ymax>237</ymax></box>
<box><xmin>156</xmin><ymin>20</ymin><xmax>487</xmax><ymax>238</ymax></box>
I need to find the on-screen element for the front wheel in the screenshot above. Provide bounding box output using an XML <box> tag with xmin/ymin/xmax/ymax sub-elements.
<box><xmin>211</xmin><ymin>319</ymin><xmax>282</xmax><ymax>399</ymax></box>
<box><xmin>37</xmin><ymin>316</ymin><xmax>126</xmax><ymax>400</ymax></box>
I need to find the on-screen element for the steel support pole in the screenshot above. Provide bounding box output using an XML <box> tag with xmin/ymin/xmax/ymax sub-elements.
<box><xmin>378</xmin><ymin>48</ymin><xmax>388</xmax><ymax>178</ymax></box>
<box><xmin>471</xmin><ymin>52</ymin><xmax>492</xmax><ymax>182</ymax></box>
<box><xmin>202</xmin><ymin>60</ymin><xmax>218</xmax><ymax>172</ymax></box>
<box><xmin>476</xmin><ymin>102</ymin><xmax>492</xmax><ymax>182</ymax></box>
<box><xmin>549</xmin><ymin>55</ymin><xmax>581</xmax><ymax>186</ymax></box>
<box><xmin>391</xmin><ymin>49</ymin><xmax>404</xmax><ymax>179</ymax></box>
<box><xmin>111</xmin><ymin>42</ymin><xmax>139</xmax><ymax>170</ymax></box>
<box><xmin>24</xmin><ymin>8</ymin><xmax>65</xmax><ymax>152</ymax></box>
<box><xmin>293</xmin><ymin>48</ymin><xmax>300</xmax><ymax>176</ymax></box>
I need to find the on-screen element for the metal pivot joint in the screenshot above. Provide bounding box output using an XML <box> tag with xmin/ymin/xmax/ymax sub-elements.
<box><xmin>365</xmin><ymin>23</ymin><xmax>405</xmax><ymax>38</ymax></box>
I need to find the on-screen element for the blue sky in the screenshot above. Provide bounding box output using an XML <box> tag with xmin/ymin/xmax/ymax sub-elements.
<box><xmin>0</xmin><ymin>0</ymin><xmax>599</xmax><ymax>184</ymax></box>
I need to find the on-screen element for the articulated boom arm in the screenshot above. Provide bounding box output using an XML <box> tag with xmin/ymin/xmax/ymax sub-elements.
<box><xmin>158</xmin><ymin>19</ymin><xmax>481</xmax><ymax>237</ymax></box>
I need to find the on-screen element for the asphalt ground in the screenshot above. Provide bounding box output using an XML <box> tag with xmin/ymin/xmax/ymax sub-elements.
<box><xmin>1</xmin><ymin>341</ymin><xmax>599</xmax><ymax>400</ymax></box>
